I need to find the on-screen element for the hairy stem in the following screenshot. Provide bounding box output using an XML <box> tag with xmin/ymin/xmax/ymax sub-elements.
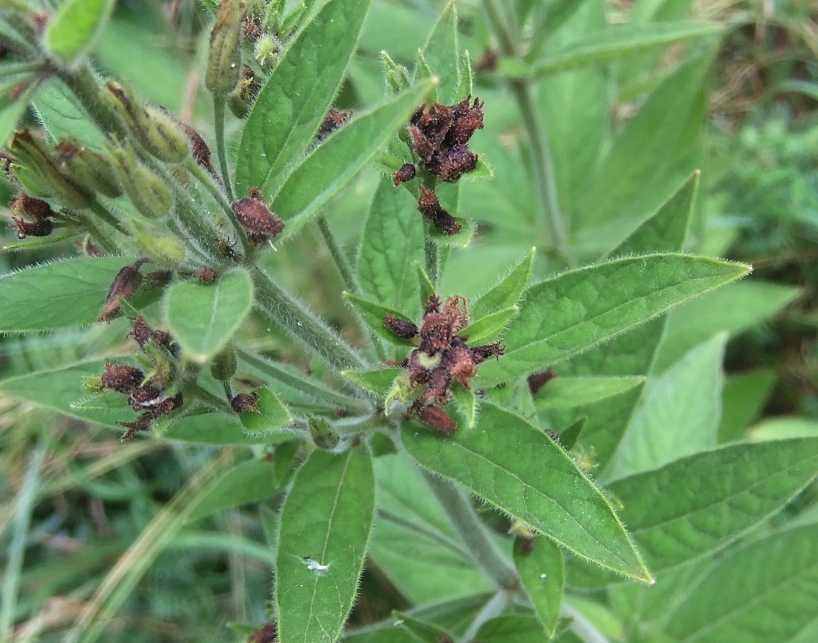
<box><xmin>422</xmin><ymin>472</ymin><xmax>518</xmax><ymax>590</ymax></box>
<box><xmin>250</xmin><ymin>266</ymin><xmax>368</xmax><ymax>372</ymax></box>
<box><xmin>77</xmin><ymin>211</ymin><xmax>118</xmax><ymax>254</ymax></box>
<box><xmin>563</xmin><ymin>602</ymin><xmax>611</xmax><ymax>643</ymax></box>
<box><xmin>213</xmin><ymin>96</ymin><xmax>234</xmax><ymax>201</ymax></box>
<box><xmin>89</xmin><ymin>200</ymin><xmax>128</xmax><ymax>236</ymax></box>
<box><xmin>458</xmin><ymin>590</ymin><xmax>512</xmax><ymax>643</ymax></box>
<box><xmin>481</xmin><ymin>0</ymin><xmax>569</xmax><ymax>263</ymax></box>
<box><xmin>423</xmin><ymin>220</ymin><xmax>440</xmax><ymax>288</ymax></box>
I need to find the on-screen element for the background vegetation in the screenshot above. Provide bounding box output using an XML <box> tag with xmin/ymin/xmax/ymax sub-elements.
<box><xmin>2</xmin><ymin>0</ymin><xmax>818</xmax><ymax>641</ymax></box>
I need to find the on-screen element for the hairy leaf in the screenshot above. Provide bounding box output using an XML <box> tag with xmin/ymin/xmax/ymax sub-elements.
<box><xmin>470</xmin><ymin>248</ymin><xmax>536</xmax><ymax>320</ymax></box>
<box><xmin>459</xmin><ymin>306</ymin><xmax>518</xmax><ymax>345</ymax></box>
<box><xmin>343</xmin><ymin>292</ymin><xmax>417</xmax><ymax>346</ymax></box>
<box><xmin>45</xmin><ymin>0</ymin><xmax>117</xmax><ymax>67</ymax></box>
<box><xmin>402</xmin><ymin>402</ymin><xmax>652</xmax><ymax>582</ymax></box>
<box><xmin>235</xmin><ymin>0</ymin><xmax>373</xmax><ymax>197</ymax></box>
<box><xmin>514</xmin><ymin>538</ymin><xmax>564</xmax><ymax>637</ymax></box>
<box><xmin>275</xmin><ymin>446</ymin><xmax>375</xmax><ymax>643</ymax></box>
<box><xmin>719</xmin><ymin>370</ymin><xmax>776</xmax><ymax>443</ymax></box>
<box><xmin>341</xmin><ymin>367</ymin><xmax>405</xmax><ymax>398</ymax></box>
<box><xmin>164</xmin><ymin>269</ymin><xmax>253</xmax><ymax>363</ymax></box>
<box><xmin>534</xmin><ymin>376</ymin><xmax>644</xmax><ymax>410</ymax></box>
<box><xmin>187</xmin><ymin>459</ymin><xmax>276</xmax><ymax>522</ymax></box>
<box><xmin>420</xmin><ymin>0</ymin><xmax>459</xmax><ymax>102</ymax></box>
<box><xmin>477</xmin><ymin>254</ymin><xmax>749</xmax><ymax>387</ymax></box>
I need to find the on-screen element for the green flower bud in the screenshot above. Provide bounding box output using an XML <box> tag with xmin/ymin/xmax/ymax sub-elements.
<box><xmin>127</xmin><ymin>219</ymin><xmax>186</xmax><ymax>267</ymax></box>
<box><xmin>309</xmin><ymin>416</ymin><xmax>340</xmax><ymax>451</ymax></box>
<box><xmin>227</xmin><ymin>65</ymin><xmax>260</xmax><ymax>119</ymax></box>
<box><xmin>101</xmin><ymin>81</ymin><xmax>189</xmax><ymax>163</ymax></box>
<box><xmin>56</xmin><ymin>136</ymin><xmax>122</xmax><ymax>198</ymax></box>
<box><xmin>380</xmin><ymin>51</ymin><xmax>410</xmax><ymax>95</ymax></box>
<box><xmin>210</xmin><ymin>344</ymin><xmax>237</xmax><ymax>381</ymax></box>
<box><xmin>206</xmin><ymin>0</ymin><xmax>247</xmax><ymax>95</ymax></box>
<box><xmin>106</xmin><ymin>141</ymin><xmax>173</xmax><ymax>219</ymax></box>
<box><xmin>9</xmin><ymin>130</ymin><xmax>92</xmax><ymax>210</ymax></box>
<box><xmin>253</xmin><ymin>33</ymin><xmax>278</xmax><ymax>66</ymax></box>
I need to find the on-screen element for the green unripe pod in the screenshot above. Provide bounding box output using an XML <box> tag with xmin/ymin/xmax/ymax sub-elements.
<box><xmin>210</xmin><ymin>344</ymin><xmax>237</xmax><ymax>381</ymax></box>
<box><xmin>127</xmin><ymin>219</ymin><xmax>186</xmax><ymax>267</ymax></box>
<box><xmin>106</xmin><ymin>141</ymin><xmax>173</xmax><ymax>219</ymax></box>
<box><xmin>206</xmin><ymin>0</ymin><xmax>247</xmax><ymax>95</ymax></box>
<box><xmin>56</xmin><ymin>136</ymin><xmax>122</xmax><ymax>198</ymax></box>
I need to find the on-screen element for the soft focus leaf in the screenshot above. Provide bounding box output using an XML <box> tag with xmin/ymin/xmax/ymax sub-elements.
<box><xmin>514</xmin><ymin>537</ymin><xmax>564</xmax><ymax>637</ymax></box>
<box><xmin>187</xmin><ymin>459</ymin><xmax>276</xmax><ymax>522</ymax></box>
<box><xmin>341</xmin><ymin>367</ymin><xmax>404</xmax><ymax>398</ymax></box>
<box><xmin>533</xmin><ymin>376</ymin><xmax>644</xmax><ymax>410</ymax></box>
<box><xmin>45</xmin><ymin>0</ymin><xmax>118</xmax><ymax>67</ymax></box>
<box><xmin>237</xmin><ymin>388</ymin><xmax>293</xmax><ymax>436</ymax></box>
<box><xmin>459</xmin><ymin>306</ymin><xmax>518</xmax><ymax>345</ymax></box>
<box><xmin>420</xmin><ymin>0</ymin><xmax>459</xmax><ymax>102</ymax></box>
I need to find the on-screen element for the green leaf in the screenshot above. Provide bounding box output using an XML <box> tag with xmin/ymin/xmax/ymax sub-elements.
<box><xmin>719</xmin><ymin>370</ymin><xmax>776</xmax><ymax>443</ymax></box>
<box><xmin>451</xmin><ymin>384</ymin><xmax>477</xmax><ymax>429</ymax></box>
<box><xmin>415</xmin><ymin>261</ymin><xmax>436</xmax><ymax>308</ymax></box>
<box><xmin>235</xmin><ymin>0</ymin><xmax>374</xmax><ymax>197</ymax></box>
<box><xmin>513</xmin><ymin>537</ymin><xmax>564</xmax><ymax>637</ymax></box>
<box><xmin>519</xmin><ymin>22</ymin><xmax>722</xmax><ymax>79</ymax></box>
<box><xmin>470</xmin><ymin>248</ymin><xmax>535</xmax><ymax>320</ymax></box>
<box><xmin>358</xmin><ymin>176</ymin><xmax>424</xmax><ymax>317</ymax></box>
<box><xmin>343</xmin><ymin>292</ymin><xmax>417</xmax><ymax>346</ymax></box>
<box><xmin>748</xmin><ymin>417</ymin><xmax>818</xmax><ymax>441</ymax></box>
<box><xmin>397</xmin><ymin>613</ymin><xmax>454</xmax><ymax>643</ymax></box>
<box><xmin>275</xmin><ymin>446</ymin><xmax>376</xmax><ymax>643</ymax></box>
<box><xmin>44</xmin><ymin>0</ymin><xmax>118</xmax><ymax>67</ymax></box>
<box><xmin>420</xmin><ymin>1</ymin><xmax>459</xmax><ymax>102</ymax></box>
<box><xmin>665</xmin><ymin>524</ymin><xmax>818</xmax><ymax>642</ymax></box>
<box><xmin>164</xmin><ymin>269</ymin><xmax>253</xmax><ymax>363</ymax></box>
<box><xmin>401</xmin><ymin>402</ymin><xmax>652</xmax><ymax>582</ymax></box>
<box><xmin>459</xmin><ymin>306</ymin><xmax>518</xmax><ymax>346</ymax></box>
<box><xmin>187</xmin><ymin>459</ymin><xmax>276</xmax><ymax>522</ymax></box>
<box><xmin>557</xmin><ymin>173</ymin><xmax>698</xmax><ymax>470</ymax></box>
<box><xmin>475</xmin><ymin>615</ymin><xmax>556</xmax><ymax>643</ymax></box>
<box><xmin>237</xmin><ymin>388</ymin><xmax>293</xmax><ymax>435</ymax></box>
<box><xmin>573</xmin><ymin>438</ymin><xmax>818</xmax><ymax>588</ymax></box>
<box><xmin>0</xmin><ymin>257</ymin><xmax>137</xmax><ymax>332</ymax></box>
<box><xmin>275</xmin><ymin>80</ymin><xmax>435</xmax><ymax>240</ymax></box>
<box><xmin>534</xmin><ymin>376</ymin><xmax>645</xmax><ymax>410</ymax></box>
<box><xmin>33</xmin><ymin>78</ymin><xmax>106</xmax><ymax>149</ymax></box>
<box><xmin>368</xmin><ymin>454</ymin><xmax>493</xmax><ymax>604</ymax></box>
<box><xmin>477</xmin><ymin>255</ymin><xmax>749</xmax><ymax>387</ymax></box>
<box><xmin>166</xmin><ymin>413</ymin><xmax>282</xmax><ymax>445</ymax></box>
<box><xmin>608</xmin><ymin>333</ymin><xmax>726</xmax><ymax>479</ymax></box>
<box><xmin>0</xmin><ymin>84</ymin><xmax>35</xmax><ymax>148</ymax></box>
<box><xmin>341</xmin><ymin>367</ymin><xmax>404</xmax><ymax>398</ymax></box>
<box><xmin>654</xmin><ymin>281</ymin><xmax>800</xmax><ymax>373</ymax></box>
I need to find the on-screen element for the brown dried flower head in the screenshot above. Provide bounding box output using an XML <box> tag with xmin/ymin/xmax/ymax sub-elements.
<box><xmin>11</xmin><ymin>216</ymin><xmax>52</xmax><ymax>239</ymax></box>
<box><xmin>317</xmin><ymin>108</ymin><xmax>351</xmax><ymax>140</ymax></box>
<box><xmin>98</xmin><ymin>258</ymin><xmax>149</xmax><ymax>322</ymax></box>
<box><xmin>232</xmin><ymin>188</ymin><xmax>285</xmax><ymax>243</ymax></box>
<box><xmin>417</xmin><ymin>187</ymin><xmax>461</xmax><ymax>235</ymax></box>
<box><xmin>231</xmin><ymin>392</ymin><xmax>260</xmax><ymax>413</ymax></box>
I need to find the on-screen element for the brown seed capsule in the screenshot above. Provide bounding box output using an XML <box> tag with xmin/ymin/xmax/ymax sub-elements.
<box><xmin>232</xmin><ymin>188</ymin><xmax>285</xmax><ymax>241</ymax></box>
<box><xmin>417</xmin><ymin>405</ymin><xmax>457</xmax><ymax>434</ymax></box>
<box><xmin>231</xmin><ymin>392</ymin><xmax>260</xmax><ymax>413</ymax></box>
<box><xmin>182</xmin><ymin>123</ymin><xmax>215</xmax><ymax>175</ymax></box>
<box><xmin>417</xmin><ymin>188</ymin><xmax>462</xmax><ymax>235</ymax></box>
<box><xmin>101</xmin><ymin>363</ymin><xmax>145</xmax><ymax>393</ymax></box>
<box><xmin>383</xmin><ymin>314</ymin><xmax>418</xmax><ymax>339</ymax></box>
<box><xmin>10</xmin><ymin>192</ymin><xmax>54</xmax><ymax>220</ymax></box>
<box><xmin>98</xmin><ymin>259</ymin><xmax>149</xmax><ymax>322</ymax></box>
<box><xmin>528</xmin><ymin>368</ymin><xmax>558</xmax><ymax>394</ymax></box>
<box><xmin>11</xmin><ymin>216</ymin><xmax>52</xmax><ymax>238</ymax></box>
<box><xmin>392</xmin><ymin>163</ymin><xmax>416</xmax><ymax>186</ymax></box>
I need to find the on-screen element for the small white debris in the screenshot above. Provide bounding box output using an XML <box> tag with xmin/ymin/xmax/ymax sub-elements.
<box><xmin>302</xmin><ymin>557</ymin><xmax>330</xmax><ymax>573</ymax></box>
<box><xmin>540</xmin><ymin>573</ymin><xmax>547</xmax><ymax>579</ymax></box>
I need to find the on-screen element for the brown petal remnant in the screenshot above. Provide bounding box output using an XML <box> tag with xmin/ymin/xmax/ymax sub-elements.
<box><xmin>417</xmin><ymin>187</ymin><xmax>461</xmax><ymax>235</ymax></box>
<box><xmin>416</xmin><ymin>404</ymin><xmax>457</xmax><ymax>434</ymax></box>
<box><xmin>231</xmin><ymin>392</ymin><xmax>260</xmax><ymax>413</ymax></box>
<box><xmin>10</xmin><ymin>192</ymin><xmax>54</xmax><ymax>220</ymax></box>
<box><xmin>248</xmin><ymin>622</ymin><xmax>278</xmax><ymax>643</ymax></box>
<box><xmin>182</xmin><ymin>123</ymin><xmax>215</xmax><ymax>175</ymax></box>
<box><xmin>98</xmin><ymin>258</ymin><xmax>149</xmax><ymax>322</ymax></box>
<box><xmin>11</xmin><ymin>216</ymin><xmax>52</xmax><ymax>239</ymax></box>
<box><xmin>100</xmin><ymin>363</ymin><xmax>145</xmax><ymax>394</ymax></box>
<box><xmin>392</xmin><ymin>163</ymin><xmax>416</xmax><ymax>186</ymax></box>
<box><xmin>232</xmin><ymin>187</ymin><xmax>285</xmax><ymax>243</ymax></box>
<box><xmin>317</xmin><ymin>108</ymin><xmax>351</xmax><ymax>140</ymax></box>
<box><xmin>192</xmin><ymin>267</ymin><xmax>219</xmax><ymax>284</ymax></box>
<box><xmin>383</xmin><ymin>314</ymin><xmax>418</xmax><ymax>339</ymax></box>
<box><xmin>528</xmin><ymin>368</ymin><xmax>558</xmax><ymax>394</ymax></box>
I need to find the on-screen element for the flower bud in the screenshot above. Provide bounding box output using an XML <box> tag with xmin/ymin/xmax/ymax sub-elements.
<box><xmin>309</xmin><ymin>416</ymin><xmax>340</xmax><ymax>451</ymax></box>
<box><xmin>106</xmin><ymin>141</ymin><xmax>173</xmax><ymax>219</ymax></box>
<box><xmin>206</xmin><ymin>0</ymin><xmax>247</xmax><ymax>95</ymax></box>
<box><xmin>55</xmin><ymin>137</ymin><xmax>122</xmax><ymax>198</ymax></box>
<box><xmin>380</xmin><ymin>51</ymin><xmax>410</xmax><ymax>95</ymax></box>
<box><xmin>9</xmin><ymin>130</ymin><xmax>92</xmax><ymax>210</ymax></box>
<box><xmin>210</xmin><ymin>344</ymin><xmax>237</xmax><ymax>381</ymax></box>
<box><xmin>127</xmin><ymin>220</ymin><xmax>186</xmax><ymax>267</ymax></box>
<box><xmin>227</xmin><ymin>65</ymin><xmax>260</xmax><ymax>119</ymax></box>
<box><xmin>101</xmin><ymin>81</ymin><xmax>189</xmax><ymax>163</ymax></box>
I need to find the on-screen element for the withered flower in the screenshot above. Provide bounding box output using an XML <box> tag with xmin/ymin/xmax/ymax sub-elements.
<box><xmin>415</xmin><ymin>403</ymin><xmax>457</xmax><ymax>435</ymax></box>
<box><xmin>383</xmin><ymin>314</ymin><xmax>418</xmax><ymax>339</ymax></box>
<box><xmin>231</xmin><ymin>392</ymin><xmax>260</xmax><ymax>413</ymax></box>
<box><xmin>182</xmin><ymin>123</ymin><xmax>215</xmax><ymax>175</ymax></box>
<box><xmin>98</xmin><ymin>258</ymin><xmax>149</xmax><ymax>322</ymax></box>
<box><xmin>418</xmin><ymin>188</ymin><xmax>461</xmax><ymax>235</ymax></box>
<box><xmin>232</xmin><ymin>188</ymin><xmax>285</xmax><ymax>243</ymax></box>
<box><xmin>248</xmin><ymin>622</ymin><xmax>278</xmax><ymax>643</ymax></box>
<box><xmin>192</xmin><ymin>267</ymin><xmax>219</xmax><ymax>284</ymax></box>
<box><xmin>101</xmin><ymin>363</ymin><xmax>145</xmax><ymax>394</ymax></box>
<box><xmin>317</xmin><ymin>109</ymin><xmax>351</xmax><ymax>140</ymax></box>
<box><xmin>528</xmin><ymin>368</ymin><xmax>558</xmax><ymax>394</ymax></box>
<box><xmin>392</xmin><ymin>163</ymin><xmax>416</xmax><ymax>186</ymax></box>
<box><xmin>10</xmin><ymin>192</ymin><xmax>54</xmax><ymax>220</ymax></box>
<box><xmin>11</xmin><ymin>216</ymin><xmax>52</xmax><ymax>239</ymax></box>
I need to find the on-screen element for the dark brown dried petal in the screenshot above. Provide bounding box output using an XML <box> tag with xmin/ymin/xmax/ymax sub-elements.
<box><xmin>10</xmin><ymin>191</ymin><xmax>54</xmax><ymax>220</ymax></box>
<box><xmin>193</xmin><ymin>267</ymin><xmax>219</xmax><ymax>284</ymax></box>
<box><xmin>12</xmin><ymin>216</ymin><xmax>52</xmax><ymax>238</ymax></box>
<box><xmin>417</xmin><ymin>188</ymin><xmax>461</xmax><ymax>235</ymax></box>
<box><xmin>317</xmin><ymin>108</ymin><xmax>351</xmax><ymax>140</ymax></box>
<box><xmin>383</xmin><ymin>314</ymin><xmax>418</xmax><ymax>339</ymax></box>
<box><xmin>447</xmin><ymin>97</ymin><xmax>484</xmax><ymax>145</ymax></box>
<box><xmin>232</xmin><ymin>189</ymin><xmax>285</xmax><ymax>240</ymax></box>
<box><xmin>392</xmin><ymin>163</ymin><xmax>416</xmax><ymax>186</ymax></box>
<box><xmin>242</xmin><ymin>17</ymin><xmax>262</xmax><ymax>42</ymax></box>
<box><xmin>129</xmin><ymin>385</ymin><xmax>163</xmax><ymax>411</ymax></box>
<box><xmin>129</xmin><ymin>316</ymin><xmax>152</xmax><ymax>348</ymax></box>
<box><xmin>424</xmin><ymin>367</ymin><xmax>453</xmax><ymax>403</ymax></box>
<box><xmin>471</xmin><ymin>341</ymin><xmax>505</xmax><ymax>364</ymax></box>
<box><xmin>101</xmin><ymin>363</ymin><xmax>144</xmax><ymax>393</ymax></box>
<box><xmin>182</xmin><ymin>123</ymin><xmax>215</xmax><ymax>174</ymax></box>
<box><xmin>434</xmin><ymin>144</ymin><xmax>479</xmax><ymax>183</ymax></box>
<box><xmin>119</xmin><ymin>412</ymin><xmax>153</xmax><ymax>439</ymax></box>
<box><xmin>528</xmin><ymin>368</ymin><xmax>558</xmax><ymax>394</ymax></box>
<box><xmin>231</xmin><ymin>392</ymin><xmax>260</xmax><ymax>413</ymax></box>
<box><xmin>441</xmin><ymin>343</ymin><xmax>478</xmax><ymax>386</ymax></box>
<box><xmin>417</xmin><ymin>405</ymin><xmax>457</xmax><ymax>434</ymax></box>
<box><xmin>98</xmin><ymin>259</ymin><xmax>149</xmax><ymax>322</ymax></box>
<box><xmin>155</xmin><ymin>392</ymin><xmax>183</xmax><ymax>416</ymax></box>
<box><xmin>248</xmin><ymin>622</ymin><xmax>278</xmax><ymax>643</ymax></box>
<box><xmin>519</xmin><ymin>536</ymin><xmax>536</xmax><ymax>554</ymax></box>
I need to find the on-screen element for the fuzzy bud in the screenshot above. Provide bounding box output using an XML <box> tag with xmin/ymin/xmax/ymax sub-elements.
<box><xmin>55</xmin><ymin>137</ymin><xmax>122</xmax><ymax>198</ymax></box>
<box><xmin>210</xmin><ymin>344</ymin><xmax>237</xmax><ymax>381</ymax></box>
<box><xmin>309</xmin><ymin>416</ymin><xmax>340</xmax><ymax>450</ymax></box>
<box><xmin>232</xmin><ymin>188</ymin><xmax>284</xmax><ymax>242</ymax></box>
<box><xmin>127</xmin><ymin>220</ymin><xmax>186</xmax><ymax>267</ymax></box>
<box><xmin>207</xmin><ymin>0</ymin><xmax>247</xmax><ymax>94</ymax></box>
<box><xmin>106</xmin><ymin>141</ymin><xmax>173</xmax><ymax>219</ymax></box>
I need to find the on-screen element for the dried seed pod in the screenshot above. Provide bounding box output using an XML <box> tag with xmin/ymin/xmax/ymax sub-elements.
<box><xmin>98</xmin><ymin>258</ymin><xmax>148</xmax><ymax>322</ymax></box>
<box><xmin>316</xmin><ymin>109</ymin><xmax>351</xmax><ymax>140</ymax></box>
<box><xmin>528</xmin><ymin>368</ymin><xmax>557</xmax><ymax>394</ymax></box>
<box><xmin>470</xmin><ymin>341</ymin><xmax>505</xmax><ymax>363</ymax></box>
<box><xmin>392</xmin><ymin>163</ymin><xmax>416</xmax><ymax>186</ymax></box>
<box><xmin>417</xmin><ymin>405</ymin><xmax>457</xmax><ymax>434</ymax></box>
<box><xmin>181</xmin><ymin>123</ymin><xmax>215</xmax><ymax>175</ymax></box>
<box><xmin>231</xmin><ymin>392</ymin><xmax>260</xmax><ymax>413</ymax></box>
<box><xmin>207</xmin><ymin>0</ymin><xmax>248</xmax><ymax>95</ymax></box>
<box><xmin>417</xmin><ymin>188</ymin><xmax>461</xmax><ymax>235</ymax></box>
<box><xmin>11</xmin><ymin>216</ymin><xmax>52</xmax><ymax>238</ymax></box>
<box><xmin>100</xmin><ymin>363</ymin><xmax>145</xmax><ymax>393</ymax></box>
<box><xmin>383</xmin><ymin>314</ymin><xmax>418</xmax><ymax>339</ymax></box>
<box><xmin>119</xmin><ymin>412</ymin><xmax>153</xmax><ymax>439</ymax></box>
<box><xmin>232</xmin><ymin>188</ymin><xmax>285</xmax><ymax>241</ymax></box>
<box><xmin>10</xmin><ymin>191</ymin><xmax>54</xmax><ymax>220</ymax></box>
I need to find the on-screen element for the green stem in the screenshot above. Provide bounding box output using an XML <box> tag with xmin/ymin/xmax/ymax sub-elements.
<box><xmin>423</xmin><ymin>220</ymin><xmax>439</xmax><ymax>288</ymax></box>
<box><xmin>89</xmin><ymin>200</ymin><xmax>128</xmax><ymax>236</ymax></box>
<box><xmin>213</xmin><ymin>96</ymin><xmax>234</xmax><ymax>201</ymax></box>
<box><xmin>563</xmin><ymin>602</ymin><xmax>611</xmax><ymax>643</ymax></box>
<box><xmin>481</xmin><ymin>0</ymin><xmax>570</xmax><ymax>264</ymax></box>
<box><xmin>422</xmin><ymin>472</ymin><xmax>518</xmax><ymax>590</ymax></box>
<box><xmin>78</xmin><ymin>212</ymin><xmax>118</xmax><ymax>254</ymax></box>
<box><xmin>458</xmin><ymin>591</ymin><xmax>512</xmax><ymax>643</ymax></box>
<box><xmin>186</xmin><ymin>157</ymin><xmax>249</xmax><ymax>256</ymax></box>
<box><xmin>0</xmin><ymin>443</ymin><xmax>46</xmax><ymax>641</ymax></box>
<box><xmin>250</xmin><ymin>266</ymin><xmax>368</xmax><ymax>372</ymax></box>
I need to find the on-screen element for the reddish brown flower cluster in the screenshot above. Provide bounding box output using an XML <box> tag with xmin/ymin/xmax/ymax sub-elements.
<box><xmin>385</xmin><ymin>295</ymin><xmax>503</xmax><ymax>434</ymax></box>
<box><xmin>9</xmin><ymin>191</ymin><xmax>55</xmax><ymax>239</ymax></box>
<box><xmin>100</xmin><ymin>316</ymin><xmax>182</xmax><ymax>439</ymax></box>
<box><xmin>392</xmin><ymin>97</ymin><xmax>484</xmax><ymax>235</ymax></box>
<box><xmin>232</xmin><ymin>187</ymin><xmax>285</xmax><ymax>244</ymax></box>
